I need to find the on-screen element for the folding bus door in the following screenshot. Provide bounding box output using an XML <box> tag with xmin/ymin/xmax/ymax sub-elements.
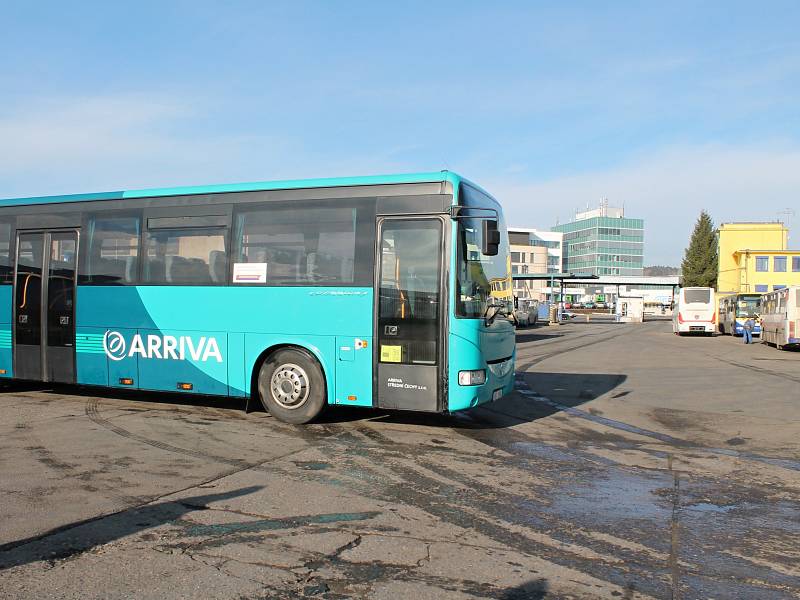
<box><xmin>14</xmin><ymin>230</ymin><xmax>78</xmax><ymax>383</ymax></box>
<box><xmin>375</xmin><ymin>218</ymin><xmax>444</xmax><ymax>411</ymax></box>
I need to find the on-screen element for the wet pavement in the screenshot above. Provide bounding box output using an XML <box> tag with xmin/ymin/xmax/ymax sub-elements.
<box><xmin>1</xmin><ymin>320</ymin><xmax>798</xmax><ymax>599</ymax></box>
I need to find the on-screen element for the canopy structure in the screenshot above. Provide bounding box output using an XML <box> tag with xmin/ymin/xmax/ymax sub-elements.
<box><xmin>511</xmin><ymin>273</ymin><xmax>679</xmax><ymax>304</ymax></box>
<box><xmin>511</xmin><ymin>272</ymin><xmax>599</xmax><ymax>281</ymax></box>
<box><xmin>511</xmin><ymin>273</ymin><xmax>598</xmax><ymax>303</ymax></box>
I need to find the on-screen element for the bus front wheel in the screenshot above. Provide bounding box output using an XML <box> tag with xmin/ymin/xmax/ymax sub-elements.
<box><xmin>257</xmin><ymin>349</ymin><xmax>326</xmax><ymax>424</ymax></box>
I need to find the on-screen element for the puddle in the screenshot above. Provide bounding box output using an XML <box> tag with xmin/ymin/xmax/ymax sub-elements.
<box><xmin>548</xmin><ymin>468</ymin><xmax>670</xmax><ymax>522</ymax></box>
<box><xmin>685</xmin><ymin>502</ymin><xmax>734</xmax><ymax>514</ymax></box>
<box><xmin>511</xmin><ymin>441</ymin><xmax>581</xmax><ymax>463</ymax></box>
<box><xmin>185</xmin><ymin>511</ymin><xmax>381</xmax><ymax>537</ymax></box>
<box><xmin>294</xmin><ymin>461</ymin><xmax>330</xmax><ymax>471</ymax></box>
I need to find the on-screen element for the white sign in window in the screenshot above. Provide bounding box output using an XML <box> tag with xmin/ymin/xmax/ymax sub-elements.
<box><xmin>233</xmin><ymin>262</ymin><xmax>267</xmax><ymax>284</ymax></box>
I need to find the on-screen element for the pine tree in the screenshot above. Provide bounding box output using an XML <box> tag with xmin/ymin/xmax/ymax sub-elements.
<box><xmin>681</xmin><ymin>211</ymin><xmax>718</xmax><ymax>287</ymax></box>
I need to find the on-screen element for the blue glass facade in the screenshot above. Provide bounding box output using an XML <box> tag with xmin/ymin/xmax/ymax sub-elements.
<box><xmin>552</xmin><ymin>216</ymin><xmax>644</xmax><ymax>276</ymax></box>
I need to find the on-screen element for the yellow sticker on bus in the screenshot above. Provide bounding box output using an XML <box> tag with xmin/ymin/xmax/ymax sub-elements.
<box><xmin>380</xmin><ymin>345</ymin><xmax>402</xmax><ymax>363</ymax></box>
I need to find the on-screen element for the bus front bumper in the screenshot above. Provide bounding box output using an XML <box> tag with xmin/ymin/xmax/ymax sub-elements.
<box><xmin>449</xmin><ymin>353</ymin><xmax>516</xmax><ymax>412</ymax></box>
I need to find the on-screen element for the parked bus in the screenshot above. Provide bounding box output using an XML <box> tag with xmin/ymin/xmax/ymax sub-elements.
<box><xmin>0</xmin><ymin>172</ymin><xmax>515</xmax><ymax>424</ymax></box>
<box><xmin>672</xmin><ymin>287</ymin><xmax>716</xmax><ymax>335</ymax></box>
<box><xmin>718</xmin><ymin>293</ymin><xmax>762</xmax><ymax>336</ymax></box>
<box><xmin>759</xmin><ymin>286</ymin><xmax>800</xmax><ymax>350</ymax></box>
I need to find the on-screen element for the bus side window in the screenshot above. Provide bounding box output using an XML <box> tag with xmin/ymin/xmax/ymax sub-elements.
<box><xmin>0</xmin><ymin>220</ymin><xmax>12</xmax><ymax>284</ymax></box>
<box><xmin>143</xmin><ymin>227</ymin><xmax>228</xmax><ymax>285</ymax></box>
<box><xmin>80</xmin><ymin>213</ymin><xmax>141</xmax><ymax>285</ymax></box>
<box><xmin>232</xmin><ymin>201</ymin><xmax>374</xmax><ymax>286</ymax></box>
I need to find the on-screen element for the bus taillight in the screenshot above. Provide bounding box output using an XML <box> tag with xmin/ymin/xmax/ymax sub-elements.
<box><xmin>677</xmin><ymin>312</ymin><xmax>684</xmax><ymax>323</ymax></box>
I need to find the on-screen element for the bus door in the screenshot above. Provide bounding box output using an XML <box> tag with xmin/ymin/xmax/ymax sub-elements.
<box><xmin>375</xmin><ymin>218</ymin><xmax>444</xmax><ymax>411</ymax></box>
<box><xmin>13</xmin><ymin>230</ymin><xmax>79</xmax><ymax>383</ymax></box>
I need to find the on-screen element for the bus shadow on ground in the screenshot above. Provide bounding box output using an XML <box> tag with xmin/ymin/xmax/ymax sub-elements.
<box><xmin>465</xmin><ymin>372</ymin><xmax>629</xmax><ymax>427</ymax></box>
<box><xmin>345</xmin><ymin>372</ymin><xmax>628</xmax><ymax>430</ymax></box>
<box><xmin>0</xmin><ymin>486</ymin><xmax>263</xmax><ymax>570</ymax></box>
<box><xmin>0</xmin><ymin>382</ymin><xmax>249</xmax><ymax>413</ymax></box>
<box><xmin>0</xmin><ymin>372</ymin><xmax>626</xmax><ymax>430</ymax></box>
<box><xmin>514</xmin><ymin>330</ymin><xmax>566</xmax><ymax>344</ymax></box>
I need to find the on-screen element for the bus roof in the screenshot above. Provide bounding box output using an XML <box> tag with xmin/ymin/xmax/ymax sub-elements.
<box><xmin>0</xmin><ymin>171</ymin><xmax>481</xmax><ymax>208</ymax></box>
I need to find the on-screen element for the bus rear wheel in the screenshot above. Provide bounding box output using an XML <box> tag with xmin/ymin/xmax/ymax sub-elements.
<box><xmin>257</xmin><ymin>349</ymin><xmax>326</xmax><ymax>424</ymax></box>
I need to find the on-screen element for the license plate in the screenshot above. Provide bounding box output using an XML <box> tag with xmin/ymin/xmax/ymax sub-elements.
<box><xmin>492</xmin><ymin>388</ymin><xmax>503</xmax><ymax>401</ymax></box>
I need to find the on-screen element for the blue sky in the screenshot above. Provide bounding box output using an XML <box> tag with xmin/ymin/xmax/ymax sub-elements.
<box><xmin>2</xmin><ymin>1</ymin><xmax>799</xmax><ymax>264</ymax></box>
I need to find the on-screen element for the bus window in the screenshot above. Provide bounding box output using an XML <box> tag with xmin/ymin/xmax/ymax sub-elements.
<box><xmin>233</xmin><ymin>204</ymin><xmax>362</xmax><ymax>286</ymax></box>
<box><xmin>0</xmin><ymin>220</ymin><xmax>12</xmax><ymax>284</ymax></box>
<box><xmin>684</xmin><ymin>288</ymin><xmax>711</xmax><ymax>304</ymax></box>
<box><xmin>144</xmin><ymin>227</ymin><xmax>228</xmax><ymax>285</ymax></box>
<box><xmin>81</xmin><ymin>213</ymin><xmax>141</xmax><ymax>284</ymax></box>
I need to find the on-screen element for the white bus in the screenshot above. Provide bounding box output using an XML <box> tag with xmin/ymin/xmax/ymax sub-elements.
<box><xmin>760</xmin><ymin>286</ymin><xmax>800</xmax><ymax>350</ymax></box>
<box><xmin>672</xmin><ymin>287</ymin><xmax>716</xmax><ymax>335</ymax></box>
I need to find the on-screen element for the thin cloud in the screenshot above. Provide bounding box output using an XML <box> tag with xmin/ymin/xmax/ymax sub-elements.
<box><xmin>0</xmin><ymin>93</ymin><xmax>421</xmax><ymax>198</ymax></box>
<box><xmin>0</xmin><ymin>93</ymin><xmax>311</xmax><ymax>196</ymax></box>
<box><xmin>487</xmin><ymin>143</ymin><xmax>800</xmax><ymax>265</ymax></box>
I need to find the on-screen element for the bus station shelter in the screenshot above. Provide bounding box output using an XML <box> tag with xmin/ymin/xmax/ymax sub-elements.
<box><xmin>512</xmin><ymin>273</ymin><xmax>679</xmax><ymax>306</ymax></box>
<box><xmin>512</xmin><ymin>272</ymin><xmax>599</xmax><ymax>304</ymax></box>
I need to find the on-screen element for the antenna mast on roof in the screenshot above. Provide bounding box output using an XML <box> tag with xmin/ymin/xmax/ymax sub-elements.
<box><xmin>778</xmin><ymin>208</ymin><xmax>796</xmax><ymax>245</ymax></box>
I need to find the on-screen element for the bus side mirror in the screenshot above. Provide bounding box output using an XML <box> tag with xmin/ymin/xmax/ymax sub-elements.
<box><xmin>482</xmin><ymin>220</ymin><xmax>500</xmax><ymax>256</ymax></box>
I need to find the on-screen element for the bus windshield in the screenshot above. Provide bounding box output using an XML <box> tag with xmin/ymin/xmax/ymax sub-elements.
<box><xmin>456</xmin><ymin>218</ymin><xmax>511</xmax><ymax>318</ymax></box>
<box><xmin>456</xmin><ymin>209</ymin><xmax>513</xmax><ymax>318</ymax></box>
<box><xmin>454</xmin><ymin>182</ymin><xmax>512</xmax><ymax>319</ymax></box>
<box><xmin>736</xmin><ymin>296</ymin><xmax>760</xmax><ymax>318</ymax></box>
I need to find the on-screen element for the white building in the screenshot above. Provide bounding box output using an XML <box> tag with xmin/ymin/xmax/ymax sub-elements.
<box><xmin>508</xmin><ymin>228</ymin><xmax>564</xmax><ymax>301</ymax></box>
<box><xmin>616</xmin><ymin>294</ymin><xmax>645</xmax><ymax>323</ymax></box>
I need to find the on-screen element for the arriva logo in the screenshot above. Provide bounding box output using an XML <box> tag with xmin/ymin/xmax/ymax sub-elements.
<box><xmin>103</xmin><ymin>330</ymin><xmax>223</xmax><ymax>363</ymax></box>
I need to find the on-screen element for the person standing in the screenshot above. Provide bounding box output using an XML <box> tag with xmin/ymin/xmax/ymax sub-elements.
<box><xmin>743</xmin><ymin>317</ymin><xmax>755</xmax><ymax>344</ymax></box>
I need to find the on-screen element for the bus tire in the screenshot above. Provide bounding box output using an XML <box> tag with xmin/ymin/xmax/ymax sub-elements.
<box><xmin>257</xmin><ymin>348</ymin><xmax>326</xmax><ymax>424</ymax></box>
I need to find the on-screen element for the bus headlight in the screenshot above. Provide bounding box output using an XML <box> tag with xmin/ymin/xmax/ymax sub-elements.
<box><xmin>458</xmin><ymin>370</ymin><xmax>486</xmax><ymax>386</ymax></box>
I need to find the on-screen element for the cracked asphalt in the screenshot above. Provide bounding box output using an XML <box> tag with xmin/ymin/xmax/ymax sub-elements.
<box><xmin>1</xmin><ymin>319</ymin><xmax>799</xmax><ymax>599</ymax></box>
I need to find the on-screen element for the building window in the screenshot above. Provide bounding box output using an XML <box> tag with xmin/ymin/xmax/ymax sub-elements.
<box><xmin>755</xmin><ymin>256</ymin><xmax>769</xmax><ymax>272</ymax></box>
<box><xmin>510</xmin><ymin>252</ymin><xmax>525</xmax><ymax>263</ymax></box>
<box><xmin>774</xmin><ymin>285</ymin><xmax>786</xmax><ymax>291</ymax></box>
<box><xmin>755</xmin><ymin>284</ymin><xmax>768</xmax><ymax>293</ymax></box>
<box><xmin>774</xmin><ymin>256</ymin><xmax>787</xmax><ymax>272</ymax></box>
<box><xmin>793</xmin><ymin>256</ymin><xmax>800</xmax><ymax>272</ymax></box>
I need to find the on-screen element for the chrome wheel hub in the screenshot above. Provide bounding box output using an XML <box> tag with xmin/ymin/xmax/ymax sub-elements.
<box><xmin>270</xmin><ymin>363</ymin><xmax>310</xmax><ymax>409</ymax></box>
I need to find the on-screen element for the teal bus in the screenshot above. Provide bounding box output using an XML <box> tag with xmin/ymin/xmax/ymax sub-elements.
<box><xmin>0</xmin><ymin>172</ymin><xmax>515</xmax><ymax>423</ymax></box>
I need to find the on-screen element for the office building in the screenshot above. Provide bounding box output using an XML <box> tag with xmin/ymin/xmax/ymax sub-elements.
<box><xmin>552</xmin><ymin>202</ymin><xmax>644</xmax><ymax>276</ymax></box>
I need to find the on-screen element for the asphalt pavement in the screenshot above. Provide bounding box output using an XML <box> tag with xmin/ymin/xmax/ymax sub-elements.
<box><xmin>1</xmin><ymin>320</ymin><xmax>798</xmax><ymax>599</ymax></box>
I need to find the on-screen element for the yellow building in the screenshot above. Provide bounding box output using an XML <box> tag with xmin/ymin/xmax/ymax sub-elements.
<box><xmin>718</xmin><ymin>222</ymin><xmax>800</xmax><ymax>294</ymax></box>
